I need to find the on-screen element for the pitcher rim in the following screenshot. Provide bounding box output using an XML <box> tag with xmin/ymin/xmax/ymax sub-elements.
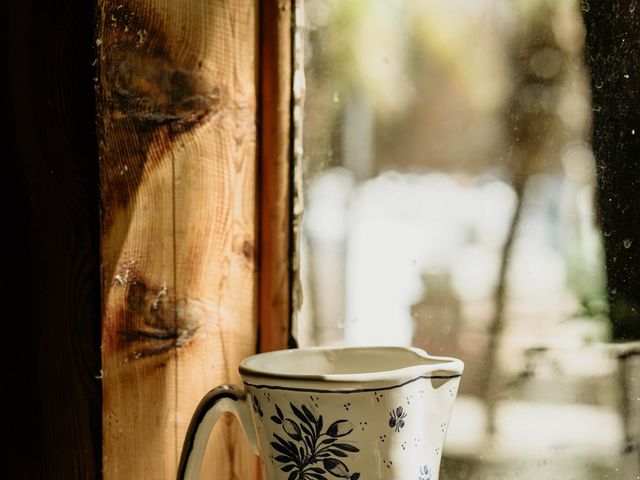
<box><xmin>239</xmin><ymin>345</ymin><xmax>464</xmax><ymax>384</ymax></box>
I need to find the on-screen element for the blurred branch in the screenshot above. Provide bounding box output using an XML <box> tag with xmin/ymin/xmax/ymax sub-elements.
<box><xmin>482</xmin><ymin>174</ymin><xmax>526</xmax><ymax>436</ymax></box>
<box><xmin>481</xmin><ymin>0</ymin><xmax>572</xmax><ymax>435</ymax></box>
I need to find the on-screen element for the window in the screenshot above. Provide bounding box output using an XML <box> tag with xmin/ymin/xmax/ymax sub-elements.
<box><xmin>297</xmin><ymin>1</ymin><xmax>639</xmax><ymax>478</ymax></box>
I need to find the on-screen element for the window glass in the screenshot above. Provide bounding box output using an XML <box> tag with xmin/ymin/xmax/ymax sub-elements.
<box><xmin>297</xmin><ymin>0</ymin><xmax>639</xmax><ymax>478</ymax></box>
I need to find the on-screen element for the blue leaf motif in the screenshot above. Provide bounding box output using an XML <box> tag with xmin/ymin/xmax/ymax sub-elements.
<box><xmin>269</xmin><ymin>403</ymin><xmax>360</xmax><ymax>480</ymax></box>
<box><xmin>419</xmin><ymin>465</ymin><xmax>432</xmax><ymax>480</ymax></box>
<box><xmin>283</xmin><ymin>419</ymin><xmax>303</xmax><ymax>441</ymax></box>
<box><xmin>389</xmin><ymin>405</ymin><xmax>408</xmax><ymax>432</ymax></box>
<box><xmin>323</xmin><ymin>458</ymin><xmax>349</xmax><ymax>477</ymax></box>
<box><xmin>327</xmin><ymin>420</ymin><xmax>353</xmax><ymax>438</ymax></box>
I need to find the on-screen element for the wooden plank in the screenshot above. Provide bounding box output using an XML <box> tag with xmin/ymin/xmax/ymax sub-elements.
<box><xmin>3</xmin><ymin>0</ymin><xmax>102</xmax><ymax>477</ymax></box>
<box><xmin>96</xmin><ymin>1</ymin><xmax>259</xmax><ymax>478</ymax></box>
<box><xmin>258</xmin><ymin>0</ymin><xmax>294</xmax><ymax>352</ymax></box>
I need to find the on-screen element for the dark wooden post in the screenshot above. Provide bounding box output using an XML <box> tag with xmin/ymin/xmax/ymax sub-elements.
<box><xmin>2</xmin><ymin>0</ymin><xmax>102</xmax><ymax>478</ymax></box>
<box><xmin>583</xmin><ymin>0</ymin><xmax>640</xmax><ymax>340</ymax></box>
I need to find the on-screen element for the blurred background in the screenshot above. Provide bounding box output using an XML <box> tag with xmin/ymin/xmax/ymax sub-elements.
<box><xmin>295</xmin><ymin>0</ymin><xmax>639</xmax><ymax>478</ymax></box>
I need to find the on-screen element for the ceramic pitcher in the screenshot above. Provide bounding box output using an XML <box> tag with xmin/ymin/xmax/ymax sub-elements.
<box><xmin>177</xmin><ymin>346</ymin><xmax>463</xmax><ymax>480</ymax></box>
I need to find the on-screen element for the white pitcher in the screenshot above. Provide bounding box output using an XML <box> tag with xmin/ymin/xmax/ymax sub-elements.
<box><xmin>178</xmin><ymin>346</ymin><xmax>464</xmax><ymax>480</ymax></box>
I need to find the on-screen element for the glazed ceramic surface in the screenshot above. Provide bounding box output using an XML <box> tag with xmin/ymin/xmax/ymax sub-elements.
<box><xmin>178</xmin><ymin>347</ymin><xmax>463</xmax><ymax>480</ymax></box>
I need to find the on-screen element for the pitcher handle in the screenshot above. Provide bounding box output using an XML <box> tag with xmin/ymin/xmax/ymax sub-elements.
<box><xmin>177</xmin><ymin>384</ymin><xmax>258</xmax><ymax>480</ymax></box>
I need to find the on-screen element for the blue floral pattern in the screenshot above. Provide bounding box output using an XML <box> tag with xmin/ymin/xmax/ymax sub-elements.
<box><xmin>252</xmin><ymin>395</ymin><xmax>264</xmax><ymax>418</ymax></box>
<box><xmin>270</xmin><ymin>403</ymin><xmax>361</xmax><ymax>480</ymax></box>
<box><xmin>388</xmin><ymin>406</ymin><xmax>407</xmax><ymax>432</ymax></box>
<box><xmin>418</xmin><ymin>465</ymin><xmax>432</xmax><ymax>480</ymax></box>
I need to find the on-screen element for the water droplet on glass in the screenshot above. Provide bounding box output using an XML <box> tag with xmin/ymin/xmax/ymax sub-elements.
<box><xmin>623</xmin><ymin>239</ymin><xmax>633</xmax><ymax>249</ymax></box>
<box><xmin>581</xmin><ymin>0</ymin><xmax>591</xmax><ymax>12</ymax></box>
<box><xmin>595</xmin><ymin>79</ymin><xmax>604</xmax><ymax>89</ymax></box>
<box><xmin>630</xmin><ymin>1</ymin><xmax>637</xmax><ymax>13</ymax></box>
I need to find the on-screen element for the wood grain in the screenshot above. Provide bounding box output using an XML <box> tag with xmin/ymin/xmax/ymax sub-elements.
<box><xmin>259</xmin><ymin>0</ymin><xmax>294</xmax><ymax>352</ymax></box>
<box><xmin>97</xmin><ymin>1</ymin><xmax>259</xmax><ymax>478</ymax></box>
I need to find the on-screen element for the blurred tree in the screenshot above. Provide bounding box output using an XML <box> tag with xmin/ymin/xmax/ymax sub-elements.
<box><xmin>482</xmin><ymin>0</ymin><xmax>588</xmax><ymax>434</ymax></box>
